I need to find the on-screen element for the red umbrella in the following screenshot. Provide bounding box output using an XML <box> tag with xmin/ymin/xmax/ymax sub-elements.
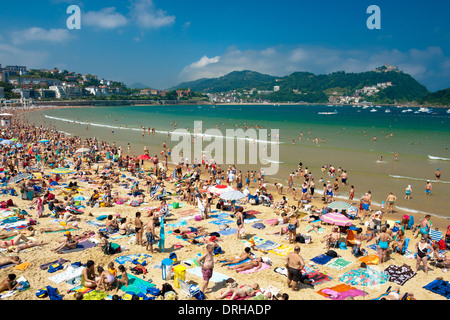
<box><xmin>138</xmin><ymin>154</ymin><xmax>151</xmax><ymax>160</ymax></box>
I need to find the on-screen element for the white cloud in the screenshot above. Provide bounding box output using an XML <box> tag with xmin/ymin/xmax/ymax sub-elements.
<box><xmin>84</xmin><ymin>7</ymin><xmax>129</xmax><ymax>29</ymax></box>
<box><xmin>178</xmin><ymin>45</ymin><xmax>450</xmax><ymax>91</ymax></box>
<box><xmin>130</xmin><ymin>0</ymin><xmax>175</xmax><ymax>29</ymax></box>
<box><xmin>11</xmin><ymin>28</ymin><xmax>71</xmax><ymax>45</ymax></box>
<box><xmin>0</xmin><ymin>43</ymin><xmax>49</xmax><ymax>67</ymax></box>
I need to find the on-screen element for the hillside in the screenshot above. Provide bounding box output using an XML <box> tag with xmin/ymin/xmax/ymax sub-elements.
<box><xmin>171</xmin><ymin>68</ymin><xmax>431</xmax><ymax>104</ymax></box>
<box><xmin>416</xmin><ymin>88</ymin><xmax>450</xmax><ymax>106</ymax></box>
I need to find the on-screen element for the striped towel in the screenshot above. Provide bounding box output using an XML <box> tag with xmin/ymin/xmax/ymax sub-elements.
<box><xmin>430</xmin><ymin>229</ymin><xmax>443</xmax><ymax>242</ymax></box>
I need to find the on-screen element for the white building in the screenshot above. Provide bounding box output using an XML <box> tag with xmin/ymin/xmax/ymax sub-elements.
<box><xmin>274</xmin><ymin>86</ymin><xmax>280</xmax><ymax>92</ymax></box>
<box><xmin>49</xmin><ymin>86</ymin><xmax>67</xmax><ymax>99</ymax></box>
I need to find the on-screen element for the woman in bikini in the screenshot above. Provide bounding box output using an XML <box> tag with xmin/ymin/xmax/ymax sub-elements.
<box><xmin>416</xmin><ymin>236</ymin><xmax>433</xmax><ymax>275</ymax></box>
<box><xmin>217</xmin><ymin>282</ymin><xmax>260</xmax><ymax>300</ymax></box>
<box><xmin>0</xmin><ymin>234</ymin><xmax>30</xmax><ymax>249</ymax></box>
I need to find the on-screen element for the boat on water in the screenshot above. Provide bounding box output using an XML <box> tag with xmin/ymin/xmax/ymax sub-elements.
<box><xmin>447</xmin><ymin>109</ymin><xmax>450</xmax><ymax>113</ymax></box>
<box><xmin>418</xmin><ymin>107</ymin><xmax>431</xmax><ymax>113</ymax></box>
<box><xmin>318</xmin><ymin>110</ymin><xmax>338</xmax><ymax>115</ymax></box>
<box><xmin>370</xmin><ymin>108</ymin><xmax>377</xmax><ymax>112</ymax></box>
<box><xmin>401</xmin><ymin>109</ymin><xmax>413</xmax><ymax>113</ymax></box>
<box><xmin>385</xmin><ymin>109</ymin><xmax>391</xmax><ymax>113</ymax></box>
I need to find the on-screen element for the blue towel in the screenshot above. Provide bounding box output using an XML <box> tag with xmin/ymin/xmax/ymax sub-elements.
<box><xmin>310</xmin><ymin>254</ymin><xmax>334</xmax><ymax>265</ymax></box>
<box><xmin>208</xmin><ymin>219</ymin><xmax>233</xmax><ymax>225</ymax></box>
<box><xmin>423</xmin><ymin>279</ymin><xmax>450</xmax><ymax>299</ymax></box>
<box><xmin>218</xmin><ymin>228</ymin><xmax>237</xmax><ymax>236</ymax></box>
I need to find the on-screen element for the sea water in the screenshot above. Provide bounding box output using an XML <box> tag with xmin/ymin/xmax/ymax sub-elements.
<box><xmin>23</xmin><ymin>104</ymin><xmax>450</xmax><ymax>219</ymax></box>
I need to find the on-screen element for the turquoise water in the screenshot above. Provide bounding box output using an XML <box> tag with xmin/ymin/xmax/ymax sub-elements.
<box><xmin>24</xmin><ymin>104</ymin><xmax>450</xmax><ymax>219</ymax></box>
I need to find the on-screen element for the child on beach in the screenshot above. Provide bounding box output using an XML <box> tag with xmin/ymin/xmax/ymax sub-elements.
<box><xmin>135</xmin><ymin>211</ymin><xmax>143</xmax><ymax>246</ymax></box>
<box><xmin>115</xmin><ymin>265</ymin><xmax>129</xmax><ymax>293</ymax></box>
<box><xmin>96</xmin><ymin>266</ymin><xmax>116</xmax><ymax>291</ymax></box>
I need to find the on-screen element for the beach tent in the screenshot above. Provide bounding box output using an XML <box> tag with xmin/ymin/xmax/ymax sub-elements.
<box><xmin>51</xmin><ymin>168</ymin><xmax>74</xmax><ymax>175</ymax></box>
<box><xmin>339</xmin><ymin>267</ymin><xmax>389</xmax><ymax>287</ymax></box>
<box><xmin>327</xmin><ymin>201</ymin><xmax>352</xmax><ymax>211</ymax></box>
<box><xmin>219</xmin><ymin>190</ymin><xmax>246</xmax><ymax>201</ymax></box>
<box><xmin>321</xmin><ymin>211</ymin><xmax>352</xmax><ymax>227</ymax></box>
<box><xmin>207</xmin><ymin>185</ymin><xmax>233</xmax><ymax>196</ymax></box>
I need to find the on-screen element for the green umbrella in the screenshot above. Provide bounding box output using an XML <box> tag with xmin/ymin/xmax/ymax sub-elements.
<box><xmin>327</xmin><ymin>201</ymin><xmax>352</xmax><ymax>211</ymax></box>
<box><xmin>51</xmin><ymin>167</ymin><xmax>74</xmax><ymax>175</ymax></box>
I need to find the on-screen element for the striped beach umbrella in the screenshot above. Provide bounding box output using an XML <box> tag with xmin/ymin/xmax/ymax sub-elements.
<box><xmin>220</xmin><ymin>190</ymin><xmax>246</xmax><ymax>201</ymax></box>
<box><xmin>327</xmin><ymin>201</ymin><xmax>352</xmax><ymax>211</ymax></box>
<box><xmin>339</xmin><ymin>268</ymin><xmax>389</xmax><ymax>287</ymax></box>
<box><xmin>207</xmin><ymin>184</ymin><xmax>234</xmax><ymax>196</ymax></box>
<box><xmin>51</xmin><ymin>167</ymin><xmax>74</xmax><ymax>175</ymax></box>
<box><xmin>321</xmin><ymin>211</ymin><xmax>352</xmax><ymax>227</ymax></box>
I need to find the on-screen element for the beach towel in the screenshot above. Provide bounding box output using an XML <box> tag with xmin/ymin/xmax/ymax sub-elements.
<box><xmin>40</xmin><ymin>258</ymin><xmax>70</xmax><ymax>270</ymax></box>
<box><xmin>166</xmin><ymin>220</ymin><xmax>188</xmax><ymax>228</ymax></box>
<box><xmin>325</xmin><ymin>257</ymin><xmax>353</xmax><ymax>270</ymax></box>
<box><xmin>117</xmin><ymin>273</ymin><xmax>156</xmax><ymax>295</ymax></box>
<box><xmin>209</xmin><ymin>219</ymin><xmax>234</xmax><ymax>226</ymax></box>
<box><xmin>423</xmin><ymin>279</ymin><xmax>450</xmax><ymax>299</ymax></box>
<box><xmin>366</xmin><ymin>243</ymin><xmax>378</xmax><ymax>251</ymax></box>
<box><xmin>238</xmin><ymin>262</ymin><xmax>271</xmax><ymax>274</ymax></box>
<box><xmin>115</xmin><ymin>254</ymin><xmax>151</xmax><ymax>265</ymax></box>
<box><xmin>430</xmin><ymin>229</ymin><xmax>443</xmax><ymax>242</ymax></box>
<box><xmin>69</xmin><ymin>285</ymin><xmax>94</xmax><ymax>295</ymax></box>
<box><xmin>245</xmin><ymin>217</ymin><xmax>262</xmax><ymax>224</ymax></box>
<box><xmin>58</xmin><ymin>240</ymin><xmax>96</xmax><ymax>254</ymax></box>
<box><xmin>383</xmin><ymin>264</ymin><xmax>417</xmax><ymax>286</ymax></box>
<box><xmin>317</xmin><ymin>284</ymin><xmax>368</xmax><ymax>300</ymax></box>
<box><xmin>358</xmin><ymin>254</ymin><xmax>379</xmax><ymax>265</ymax></box>
<box><xmin>82</xmin><ymin>290</ymin><xmax>108</xmax><ymax>300</ymax></box>
<box><xmin>14</xmin><ymin>262</ymin><xmax>31</xmax><ymax>271</ymax></box>
<box><xmin>108</xmin><ymin>232</ymin><xmax>136</xmax><ymax>240</ymax></box>
<box><xmin>306</xmin><ymin>272</ymin><xmax>333</xmax><ymax>286</ymax></box>
<box><xmin>268</xmin><ymin>244</ymin><xmax>294</xmax><ymax>257</ymax></box>
<box><xmin>255</xmin><ymin>240</ymin><xmax>281</xmax><ymax>252</ymax></box>
<box><xmin>49</xmin><ymin>265</ymin><xmax>83</xmax><ymax>284</ymax></box>
<box><xmin>251</xmin><ymin>222</ymin><xmax>266</xmax><ymax>229</ymax></box>
<box><xmin>218</xmin><ymin>228</ymin><xmax>237</xmax><ymax>236</ymax></box>
<box><xmin>177</xmin><ymin>209</ymin><xmax>198</xmax><ymax>216</ymax></box>
<box><xmin>187</xmin><ymin>266</ymin><xmax>229</xmax><ymax>283</ymax></box>
<box><xmin>86</xmin><ymin>220</ymin><xmax>106</xmax><ymax>228</ymax></box>
<box><xmin>310</xmin><ymin>254</ymin><xmax>334</xmax><ymax>265</ymax></box>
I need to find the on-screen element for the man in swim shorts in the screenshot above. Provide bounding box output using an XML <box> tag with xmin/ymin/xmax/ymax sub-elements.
<box><xmin>286</xmin><ymin>246</ymin><xmax>307</xmax><ymax>291</ymax></box>
<box><xmin>197</xmin><ymin>243</ymin><xmax>215</xmax><ymax>294</ymax></box>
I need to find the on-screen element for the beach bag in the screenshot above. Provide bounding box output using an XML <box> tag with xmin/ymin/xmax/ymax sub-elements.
<box><xmin>131</xmin><ymin>264</ymin><xmax>147</xmax><ymax>275</ymax></box>
<box><xmin>296</xmin><ymin>235</ymin><xmax>305</xmax><ymax>243</ymax></box>
<box><xmin>169</xmin><ymin>252</ymin><xmax>178</xmax><ymax>264</ymax></box>
<box><xmin>132</xmin><ymin>257</ymin><xmax>147</xmax><ymax>266</ymax></box>
<box><xmin>189</xmin><ymin>285</ymin><xmax>205</xmax><ymax>300</ymax></box>
<box><xmin>36</xmin><ymin>287</ymin><xmax>49</xmax><ymax>298</ymax></box>
<box><xmin>122</xmin><ymin>291</ymin><xmax>136</xmax><ymax>300</ymax></box>
<box><xmin>325</xmin><ymin>250</ymin><xmax>338</xmax><ymax>258</ymax></box>
<box><xmin>47</xmin><ymin>263</ymin><xmax>63</xmax><ymax>273</ymax></box>
<box><xmin>172</xmin><ymin>202</ymin><xmax>180</xmax><ymax>209</ymax></box>
<box><xmin>103</xmin><ymin>242</ymin><xmax>121</xmax><ymax>255</ymax></box>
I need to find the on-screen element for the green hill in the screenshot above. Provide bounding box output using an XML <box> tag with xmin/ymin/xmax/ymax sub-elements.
<box><xmin>171</xmin><ymin>68</ymin><xmax>430</xmax><ymax>104</ymax></box>
<box><xmin>416</xmin><ymin>88</ymin><xmax>450</xmax><ymax>106</ymax></box>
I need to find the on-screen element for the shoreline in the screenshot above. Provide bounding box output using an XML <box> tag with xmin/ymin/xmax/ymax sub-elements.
<box><xmin>17</xmin><ymin>104</ymin><xmax>450</xmax><ymax>230</ymax></box>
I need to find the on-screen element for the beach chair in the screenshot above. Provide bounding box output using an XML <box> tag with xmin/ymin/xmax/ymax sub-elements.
<box><xmin>430</xmin><ymin>229</ymin><xmax>443</xmax><ymax>243</ymax></box>
<box><xmin>178</xmin><ymin>279</ymin><xmax>193</xmax><ymax>300</ymax></box>
<box><xmin>394</xmin><ymin>237</ymin><xmax>410</xmax><ymax>255</ymax></box>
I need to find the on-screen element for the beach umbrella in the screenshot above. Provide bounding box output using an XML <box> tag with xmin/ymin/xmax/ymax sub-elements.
<box><xmin>51</xmin><ymin>167</ymin><xmax>74</xmax><ymax>175</ymax></box>
<box><xmin>8</xmin><ymin>173</ymin><xmax>32</xmax><ymax>184</ymax></box>
<box><xmin>207</xmin><ymin>184</ymin><xmax>234</xmax><ymax>196</ymax></box>
<box><xmin>1</xmin><ymin>140</ymin><xmax>14</xmax><ymax>146</ymax></box>
<box><xmin>75</xmin><ymin>147</ymin><xmax>90</xmax><ymax>153</ymax></box>
<box><xmin>10</xmin><ymin>138</ymin><xmax>18</xmax><ymax>142</ymax></box>
<box><xmin>138</xmin><ymin>154</ymin><xmax>151</xmax><ymax>160</ymax></box>
<box><xmin>327</xmin><ymin>201</ymin><xmax>352</xmax><ymax>211</ymax></box>
<box><xmin>339</xmin><ymin>268</ymin><xmax>389</xmax><ymax>287</ymax></box>
<box><xmin>220</xmin><ymin>190</ymin><xmax>246</xmax><ymax>201</ymax></box>
<box><xmin>39</xmin><ymin>139</ymin><xmax>49</xmax><ymax>143</ymax></box>
<box><xmin>321</xmin><ymin>211</ymin><xmax>352</xmax><ymax>227</ymax></box>
<box><xmin>74</xmin><ymin>195</ymin><xmax>86</xmax><ymax>201</ymax></box>
<box><xmin>15</xmin><ymin>143</ymin><xmax>23</xmax><ymax>148</ymax></box>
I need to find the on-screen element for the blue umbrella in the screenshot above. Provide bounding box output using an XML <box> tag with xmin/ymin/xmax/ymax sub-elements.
<box><xmin>1</xmin><ymin>140</ymin><xmax>14</xmax><ymax>146</ymax></box>
<box><xmin>39</xmin><ymin>139</ymin><xmax>49</xmax><ymax>143</ymax></box>
<box><xmin>74</xmin><ymin>195</ymin><xmax>86</xmax><ymax>201</ymax></box>
<box><xmin>15</xmin><ymin>143</ymin><xmax>24</xmax><ymax>148</ymax></box>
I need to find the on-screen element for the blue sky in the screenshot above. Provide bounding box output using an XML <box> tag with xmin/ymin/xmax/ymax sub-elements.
<box><xmin>0</xmin><ymin>0</ymin><xmax>449</xmax><ymax>91</ymax></box>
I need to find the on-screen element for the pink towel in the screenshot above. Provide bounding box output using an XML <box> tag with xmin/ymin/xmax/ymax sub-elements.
<box><xmin>238</xmin><ymin>262</ymin><xmax>271</xmax><ymax>274</ymax></box>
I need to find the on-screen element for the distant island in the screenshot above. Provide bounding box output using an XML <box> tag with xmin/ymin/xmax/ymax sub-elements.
<box><xmin>0</xmin><ymin>63</ymin><xmax>448</xmax><ymax>107</ymax></box>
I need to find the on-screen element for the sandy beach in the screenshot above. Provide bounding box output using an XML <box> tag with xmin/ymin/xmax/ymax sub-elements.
<box><xmin>0</xmin><ymin>105</ymin><xmax>448</xmax><ymax>302</ymax></box>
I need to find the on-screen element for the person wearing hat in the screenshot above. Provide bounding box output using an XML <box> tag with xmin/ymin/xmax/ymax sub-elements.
<box><xmin>53</xmin><ymin>231</ymin><xmax>78</xmax><ymax>253</ymax></box>
<box><xmin>435</xmin><ymin>168</ymin><xmax>441</xmax><ymax>181</ymax></box>
<box><xmin>405</xmin><ymin>185</ymin><xmax>412</xmax><ymax>200</ymax></box>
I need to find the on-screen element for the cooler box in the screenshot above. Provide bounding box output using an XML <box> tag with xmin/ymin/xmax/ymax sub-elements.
<box><xmin>161</xmin><ymin>258</ymin><xmax>173</xmax><ymax>280</ymax></box>
<box><xmin>173</xmin><ymin>265</ymin><xmax>187</xmax><ymax>288</ymax></box>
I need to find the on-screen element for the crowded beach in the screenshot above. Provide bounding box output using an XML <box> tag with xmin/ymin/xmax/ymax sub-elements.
<box><xmin>0</xmin><ymin>109</ymin><xmax>449</xmax><ymax>301</ymax></box>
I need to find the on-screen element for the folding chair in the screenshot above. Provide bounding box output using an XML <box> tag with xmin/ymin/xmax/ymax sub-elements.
<box><xmin>178</xmin><ymin>279</ymin><xmax>193</xmax><ymax>300</ymax></box>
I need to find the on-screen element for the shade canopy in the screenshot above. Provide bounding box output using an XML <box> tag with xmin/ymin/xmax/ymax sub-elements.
<box><xmin>75</xmin><ymin>148</ymin><xmax>91</xmax><ymax>153</ymax></box>
<box><xmin>138</xmin><ymin>154</ymin><xmax>151</xmax><ymax>160</ymax></box>
<box><xmin>220</xmin><ymin>190</ymin><xmax>246</xmax><ymax>201</ymax></box>
<box><xmin>321</xmin><ymin>211</ymin><xmax>352</xmax><ymax>227</ymax></box>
